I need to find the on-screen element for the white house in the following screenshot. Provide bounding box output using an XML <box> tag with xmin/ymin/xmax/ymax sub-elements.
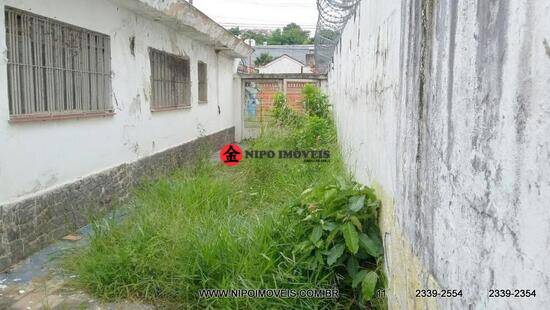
<box><xmin>0</xmin><ymin>0</ymin><xmax>251</xmax><ymax>270</ymax></box>
<box><xmin>258</xmin><ymin>54</ymin><xmax>313</xmax><ymax>74</ymax></box>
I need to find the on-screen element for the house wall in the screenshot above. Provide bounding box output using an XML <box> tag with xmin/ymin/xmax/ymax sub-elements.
<box><xmin>328</xmin><ymin>0</ymin><xmax>550</xmax><ymax>308</ymax></box>
<box><xmin>0</xmin><ymin>0</ymin><xmax>240</xmax><ymax>269</ymax></box>
<box><xmin>259</xmin><ymin>57</ymin><xmax>312</xmax><ymax>74</ymax></box>
<box><xmin>0</xmin><ymin>0</ymin><xmax>237</xmax><ymax>204</ymax></box>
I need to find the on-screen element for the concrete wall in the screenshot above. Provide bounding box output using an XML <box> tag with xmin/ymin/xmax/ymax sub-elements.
<box><xmin>258</xmin><ymin>55</ymin><xmax>313</xmax><ymax>74</ymax></box>
<box><xmin>328</xmin><ymin>0</ymin><xmax>550</xmax><ymax>308</ymax></box>
<box><xmin>0</xmin><ymin>0</ymin><xmax>239</xmax><ymax>204</ymax></box>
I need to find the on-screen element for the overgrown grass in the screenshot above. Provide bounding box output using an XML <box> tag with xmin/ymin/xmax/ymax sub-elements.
<box><xmin>65</xmin><ymin>87</ymin><xmax>386</xmax><ymax>309</ymax></box>
<box><xmin>66</xmin><ymin>127</ymin><xmax>350</xmax><ymax>308</ymax></box>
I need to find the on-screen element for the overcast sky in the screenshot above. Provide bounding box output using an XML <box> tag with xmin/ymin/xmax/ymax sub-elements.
<box><xmin>193</xmin><ymin>0</ymin><xmax>318</xmax><ymax>35</ymax></box>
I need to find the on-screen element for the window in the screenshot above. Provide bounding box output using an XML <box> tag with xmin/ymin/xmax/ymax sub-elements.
<box><xmin>5</xmin><ymin>7</ymin><xmax>112</xmax><ymax>121</ymax></box>
<box><xmin>198</xmin><ymin>61</ymin><xmax>207</xmax><ymax>102</ymax></box>
<box><xmin>149</xmin><ymin>48</ymin><xmax>190</xmax><ymax>111</ymax></box>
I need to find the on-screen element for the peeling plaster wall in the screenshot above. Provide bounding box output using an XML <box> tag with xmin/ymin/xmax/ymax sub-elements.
<box><xmin>328</xmin><ymin>0</ymin><xmax>550</xmax><ymax>308</ymax></box>
<box><xmin>0</xmin><ymin>0</ymin><xmax>239</xmax><ymax>204</ymax></box>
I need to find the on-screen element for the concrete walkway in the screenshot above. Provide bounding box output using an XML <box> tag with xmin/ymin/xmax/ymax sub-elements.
<box><xmin>0</xmin><ymin>225</ymin><xmax>152</xmax><ymax>309</ymax></box>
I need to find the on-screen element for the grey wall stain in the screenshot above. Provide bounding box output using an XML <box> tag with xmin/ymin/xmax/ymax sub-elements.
<box><xmin>445</xmin><ymin>0</ymin><xmax>457</xmax><ymax>168</ymax></box>
<box><xmin>471</xmin><ymin>0</ymin><xmax>509</xmax><ymax>208</ymax></box>
<box><xmin>129</xmin><ymin>35</ymin><xmax>136</xmax><ymax>57</ymax></box>
<box><xmin>113</xmin><ymin>93</ymin><xmax>122</xmax><ymax>111</ymax></box>
<box><xmin>129</xmin><ymin>143</ymin><xmax>139</xmax><ymax>155</ymax></box>
<box><xmin>129</xmin><ymin>94</ymin><xmax>142</xmax><ymax>116</ymax></box>
<box><xmin>414</xmin><ymin>0</ymin><xmax>439</xmax><ymax>274</ymax></box>
<box><xmin>20</xmin><ymin>174</ymin><xmax>59</xmax><ymax>198</ymax></box>
<box><xmin>511</xmin><ymin>0</ymin><xmax>535</xmax><ymax>224</ymax></box>
<box><xmin>543</xmin><ymin>39</ymin><xmax>550</xmax><ymax>59</ymax></box>
<box><xmin>122</xmin><ymin>125</ymin><xmax>140</xmax><ymax>156</ymax></box>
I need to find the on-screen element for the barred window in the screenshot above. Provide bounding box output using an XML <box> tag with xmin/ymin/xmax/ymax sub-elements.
<box><xmin>149</xmin><ymin>48</ymin><xmax>191</xmax><ymax>111</ymax></box>
<box><xmin>198</xmin><ymin>61</ymin><xmax>207</xmax><ymax>102</ymax></box>
<box><xmin>5</xmin><ymin>7</ymin><xmax>112</xmax><ymax>121</ymax></box>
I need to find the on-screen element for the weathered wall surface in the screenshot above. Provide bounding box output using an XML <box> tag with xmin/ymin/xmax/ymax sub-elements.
<box><xmin>0</xmin><ymin>127</ymin><xmax>233</xmax><ymax>271</ymax></box>
<box><xmin>328</xmin><ymin>0</ymin><xmax>550</xmax><ymax>308</ymax></box>
<box><xmin>0</xmin><ymin>0</ymin><xmax>239</xmax><ymax>204</ymax></box>
<box><xmin>0</xmin><ymin>0</ymin><xmax>245</xmax><ymax>270</ymax></box>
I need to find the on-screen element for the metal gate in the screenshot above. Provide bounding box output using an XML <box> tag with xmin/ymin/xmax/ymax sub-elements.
<box><xmin>240</xmin><ymin>74</ymin><xmax>326</xmax><ymax>139</ymax></box>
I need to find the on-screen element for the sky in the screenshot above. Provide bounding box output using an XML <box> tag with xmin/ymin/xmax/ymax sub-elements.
<box><xmin>193</xmin><ymin>0</ymin><xmax>318</xmax><ymax>36</ymax></box>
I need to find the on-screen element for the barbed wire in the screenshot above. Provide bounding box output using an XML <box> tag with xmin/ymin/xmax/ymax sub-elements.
<box><xmin>314</xmin><ymin>0</ymin><xmax>360</xmax><ymax>73</ymax></box>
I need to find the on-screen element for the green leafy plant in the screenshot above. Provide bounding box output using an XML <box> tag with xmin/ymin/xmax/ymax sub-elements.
<box><xmin>302</xmin><ymin>84</ymin><xmax>331</xmax><ymax>119</ymax></box>
<box><xmin>292</xmin><ymin>179</ymin><xmax>385</xmax><ymax>307</ymax></box>
<box><xmin>291</xmin><ymin>115</ymin><xmax>336</xmax><ymax>149</ymax></box>
<box><xmin>271</xmin><ymin>91</ymin><xmax>304</xmax><ymax>129</ymax></box>
<box><xmin>272</xmin><ymin>87</ymin><xmax>335</xmax><ymax>149</ymax></box>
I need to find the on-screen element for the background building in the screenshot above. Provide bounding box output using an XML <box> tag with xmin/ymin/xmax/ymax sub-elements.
<box><xmin>242</xmin><ymin>43</ymin><xmax>316</xmax><ymax>74</ymax></box>
<box><xmin>257</xmin><ymin>54</ymin><xmax>313</xmax><ymax>74</ymax></box>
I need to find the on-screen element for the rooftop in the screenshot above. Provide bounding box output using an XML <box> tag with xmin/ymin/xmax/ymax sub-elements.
<box><xmin>111</xmin><ymin>0</ymin><xmax>253</xmax><ymax>58</ymax></box>
<box><xmin>243</xmin><ymin>44</ymin><xmax>315</xmax><ymax>66</ymax></box>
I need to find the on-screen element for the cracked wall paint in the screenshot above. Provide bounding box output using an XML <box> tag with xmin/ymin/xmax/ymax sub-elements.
<box><xmin>0</xmin><ymin>0</ymin><xmax>240</xmax><ymax>204</ymax></box>
<box><xmin>329</xmin><ymin>0</ymin><xmax>550</xmax><ymax>308</ymax></box>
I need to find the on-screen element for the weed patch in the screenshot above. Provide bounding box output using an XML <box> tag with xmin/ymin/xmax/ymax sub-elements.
<box><xmin>65</xmin><ymin>87</ymin><xmax>386</xmax><ymax>309</ymax></box>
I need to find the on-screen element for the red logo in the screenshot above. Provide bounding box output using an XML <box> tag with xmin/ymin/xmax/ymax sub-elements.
<box><xmin>220</xmin><ymin>144</ymin><xmax>243</xmax><ymax>166</ymax></box>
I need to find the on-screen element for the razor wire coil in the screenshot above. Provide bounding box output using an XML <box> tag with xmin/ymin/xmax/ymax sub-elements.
<box><xmin>314</xmin><ymin>0</ymin><xmax>361</xmax><ymax>73</ymax></box>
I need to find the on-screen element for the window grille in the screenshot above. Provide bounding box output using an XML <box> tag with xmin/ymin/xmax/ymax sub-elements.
<box><xmin>198</xmin><ymin>61</ymin><xmax>207</xmax><ymax>102</ymax></box>
<box><xmin>149</xmin><ymin>48</ymin><xmax>191</xmax><ymax>110</ymax></box>
<box><xmin>5</xmin><ymin>7</ymin><xmax>112</xmax><ymax>119</ymax></box>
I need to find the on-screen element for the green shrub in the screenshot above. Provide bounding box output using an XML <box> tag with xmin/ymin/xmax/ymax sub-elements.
<box><xmin>292</xmin><ymin>180</ymin><xmax>386</xmax><ymax>307</ymax></box>
<box><xmin>272</xmin><ymin>91</ymin><xmax>302</xmax><ymax>127</ymax></box>
<box><xmin>302</xmin><ymin>84</ymin><xmax>331</xmax><ymax>119</ymax></box>
<box><xmin>291</xmin><ymin>116</ymin><xmax>336</xmax><ymax>149</ymax></box>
